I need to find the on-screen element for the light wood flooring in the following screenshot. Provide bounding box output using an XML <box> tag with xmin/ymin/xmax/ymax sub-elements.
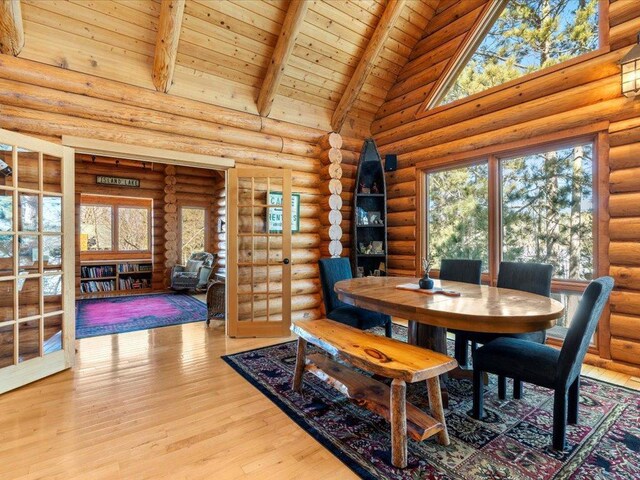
<box><xmin>1</xmin><ymin>321</ymin><xmax>638</xmax><ymax>480</ymax></box>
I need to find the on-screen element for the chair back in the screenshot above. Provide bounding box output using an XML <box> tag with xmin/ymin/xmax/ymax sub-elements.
<box><xmin>318</xmin><ymin>258</ymin><xmax>352</xmax><ymax>313</ymax></box>
<box><xmin>557</xmin><ymin>277</ymin><xmax>614</xmax><ymax>386</ymax></box>
<box><xmin>439</xmin><ymin>259</ymin><xmax>482</xmax><ymax>285</ymax></box>
<box><xmin>497</xmin><ymin>261</ymin><xmax>553</xmax><ymax>297</ymax></box>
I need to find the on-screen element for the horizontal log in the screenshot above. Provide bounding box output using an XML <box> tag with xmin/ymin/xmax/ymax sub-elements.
<box><xmin>610</xmin><ymin>290</ymin><xmax>640</xmax><ymax>316</ymax></box>
<box><xmin>388</xmin><ymin>240</ymin><xmax>416</xmax><ymax>256</ymax></box>
<box><xmin>610</xmin><ymin>266</ymin><xmax>640</xmax><ymax>290</ymax></box>
<box><xmin>387</xmin><ymin>255</ymin><xmax>416</xmax><ymax>271</ymax></box>
<box><xmin>610</xmin><ymin>192</ymin><xmax>640</xmax><ymax>217</ymax></box>
<box><xmin>610</xmin><ymin>313</ymin><xmax>640</xmax><ymax>340</ymax></box>
<box><xmin>609</xmin><ymin>217</ymin><xmax>640</xmax><ymax>241</ymax></box>
<box><xmin>610</xmin><ymin>167</ymin><xmax>640</xmax><ymax>193</ymax></box>
<box><xmin>387</xmin><ymin>211</ymin><xmax>415</xmax><ymax>227</ymax></box>
<box><xmin>388</xmin><ymin>226</ymin><xmax>416</xmax><ymax>241</ymax></box>
<box><xmin>609</xmin><ymin>242</ymin><xmax>640</xmax><ymax>266</ymax></box>
<box><xmin>610</xmin><ymin>337</ymin><xmax>640</xmax><ymax>365</ymax></box>
<box><xmin>609</xmin><ymin>143</ymin><xmax>640</xmax><ymax>170</ymax></box>
<box><xmin>609</xmin><ymin>125</ymin><xmax>640</xmax><ymax>147</ymax></box>
<box><xmin>388</xmin><ymin>196</ymin><xmax>416</xmax><ymax>213</ymax></box>
<box><xmin>387</xmin><ymin>181</ymin><xmax>416</xmax><ymax>199</ymax></box>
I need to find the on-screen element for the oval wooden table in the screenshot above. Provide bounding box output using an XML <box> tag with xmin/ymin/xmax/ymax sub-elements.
<box><xmin>335</xmin><ymin>276</ymin><xmax>565</xmax><ymax>406</ymax></box>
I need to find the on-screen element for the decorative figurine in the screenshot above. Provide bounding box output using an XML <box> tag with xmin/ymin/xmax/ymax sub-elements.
<box><xmin>419</xmin><ymin>257</ymin><xmax>435</xmax><ymax>289</ymax></box>
<box><xmin>371</xmin><ymin>182</ymin><xmax>379</xmax><ymax>194</ymax></box>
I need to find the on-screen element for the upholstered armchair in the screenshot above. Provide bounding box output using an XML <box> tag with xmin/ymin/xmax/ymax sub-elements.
<box><xmin>319</xmin><ymin>258</ymin><xmax>393</xmax><ymax>337</ymax></box>
<box><xmin>171</xmin><ymin>252</ymin><xmax>215</xmax><ymax>291</ymax></box>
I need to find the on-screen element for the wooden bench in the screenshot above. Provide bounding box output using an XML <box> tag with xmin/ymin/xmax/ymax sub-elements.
<box><xmin>291</xmin><ymin>319</ymin><xmax>458</xmax><ymax>469</ymax></box>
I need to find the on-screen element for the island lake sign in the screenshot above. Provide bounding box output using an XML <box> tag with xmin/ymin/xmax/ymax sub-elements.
<box><xmin>96</xmin><ymin>176</ymin><xmax>140</xmax><ymax>188</ymax></box>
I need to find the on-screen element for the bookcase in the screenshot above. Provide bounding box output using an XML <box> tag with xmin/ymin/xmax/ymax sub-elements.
<box><xmin>79</xmin><ymin>259</ymin><xmax>153</xmax><ymax>296</ymax></box>
<box><xmin>351</xmin><ymin>139</ymin><xmax>388</xmax><ymax>277</ymax></box>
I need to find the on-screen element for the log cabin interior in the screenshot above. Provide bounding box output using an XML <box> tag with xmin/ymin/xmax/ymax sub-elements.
<box><xmin>0</xmin><ymin>0</ymin><xmax>639</xmax><ymax>478</ymax></box>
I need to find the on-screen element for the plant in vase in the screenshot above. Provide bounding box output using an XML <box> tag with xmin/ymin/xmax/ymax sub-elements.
<box><xmin>419</xmin><ymin>257</ymin><xmax>435</xmax><ymax>289</ymax></box>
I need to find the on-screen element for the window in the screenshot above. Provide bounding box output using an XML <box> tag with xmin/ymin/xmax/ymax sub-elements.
<box><xmin>426</xmin><ymin>163</ymin><xmax>489</xmax><ymax>270</ymax></box>
<box><xmin>424</xmin><ymin>137</ymin><xmax>597</xmax><ymax>341</ymax></box>
<box><xmin>81</xmin><ymin>205</ymin><xmax>113</xmax><ymax>251</ymax></box>
<box><xmin>433</xmin><ymin>0</ymin><xmax>600</xmax><ymax>108</ymax></box>
<box><xmin>118</xmin><ymin>207</ymin><xmax>150</xmax><ymax>251</ymax></box>
<box><xmin>180</xmin><ymin>207</ymin><xmax>207</xmax><ymax>265</ymax></box>
<box><xmin>80</xmin><ymin>196</ymin><xmax>151</xmax><ymax>253</ymax></box>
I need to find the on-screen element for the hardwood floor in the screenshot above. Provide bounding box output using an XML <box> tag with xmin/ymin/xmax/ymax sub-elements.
<box><xmin>1</xmin><ymin>322</ymin><xmax>637</xmax><ymax>479</ymax></box>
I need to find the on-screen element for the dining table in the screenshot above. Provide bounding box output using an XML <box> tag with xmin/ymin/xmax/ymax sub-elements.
<box><xmin>334</xmin><ymin>276</ymin><xmax>565</xmax><ymax>407</ymax></box>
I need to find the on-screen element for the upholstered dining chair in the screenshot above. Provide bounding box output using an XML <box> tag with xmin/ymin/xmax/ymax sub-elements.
<box><xmin>472</xmin><ymin>276</ymin><xmax>614</xmax><ymax>450</ymax></box>
<box><xmin>318</xmin><ymin>258</ymin><xmax>393</xmax><ymax>337</ymax></box>
<box><xmin>437</xmin><ymin>259</ymin><xmax>483</xmax><ymax>366</ymax></box>
<box><xmin>459</xmin><ymin>261</ymin><xmax>553</xmax><ymax>398</ymax></box>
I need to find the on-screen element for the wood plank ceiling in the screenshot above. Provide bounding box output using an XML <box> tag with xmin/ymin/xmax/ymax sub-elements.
<box><xmin>13</xmin><ymin>0</ymin><xmax>440</xmax><ymax>137</ymax></box>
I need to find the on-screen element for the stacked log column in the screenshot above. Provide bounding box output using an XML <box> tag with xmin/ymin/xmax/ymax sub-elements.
<box><xmin>163</xmin><ymin>165</ymin><xmax>178</xmax><ymax>288</ymax></box>
<box><xmin>608</xmin><ymin>119</ymin><xmax>640</xmax><ymax>368</ymax></box>
<box><xmin>319</xmin><ymin>132</ymin><xmax>344</xmax><ymax>258</ymax></box>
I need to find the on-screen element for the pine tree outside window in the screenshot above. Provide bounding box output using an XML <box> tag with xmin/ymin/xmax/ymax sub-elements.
<box><xmin>428</xmin><ymin>0</ymin><xmax>600</xmax><ymax>109</ymax></box>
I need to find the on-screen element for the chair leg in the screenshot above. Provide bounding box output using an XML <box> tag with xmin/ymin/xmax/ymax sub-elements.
<box><xmin>426</xmin><ymin>376</ymin><xmax>450</xmax><ymax>445</ymax></box>
<box><xmin>498</xmin><ymin>375</ymin><xmax>506</xmax><ymax>400</ymax></box>
<box><xmin>390</xmin><ymin>379</ymin><xmax>407</xmax><ymax>469</ymax></box>
<box><xmin>553</xmin><ymin>389</ymin><xmax>568</xmax><ymax>450</ymax></box>
<box><xmin>454</xmin><ymin>336</ymin><xmax>468</xmax><ymax>367</ymax></box>
<box><xmin>292</xmin><ymin>338</ymin><xmax>307</xmax><ymax>392</ymax></box>
<box><xmin>385</xmin><ymin>319</ymin><xmax>393</xmax><ymax>338</ymax></box>
<box><xmin>472</xmin><ymin>368</ymin><xmax>484</xmax><ymax>420</ymax></box>
<box><xmin>513</xmin><ymin>378</ymin><xmax>523</xmax><ymax>399</ymax></box>
<box><xmin>568</xmin><ymin>377</ymin><xmax>580</xmax><ymax>425</ymax></box>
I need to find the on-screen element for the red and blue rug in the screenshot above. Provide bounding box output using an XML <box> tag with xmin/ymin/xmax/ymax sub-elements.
<box><xmin>223</xmin><ymin>325</ymin><xmax>640</xmax><ymax>480</ymax></box>
<box><xmin>76</xmin><ymin>294</ymin><xmax>208</xmax><ymax>339</ymax></box>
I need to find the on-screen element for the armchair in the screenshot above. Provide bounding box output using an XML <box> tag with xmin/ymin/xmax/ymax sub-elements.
<box><xmin>171</xmin><ymin>252</ymin><xmax>215</xmax><ymax>291</ymax></box>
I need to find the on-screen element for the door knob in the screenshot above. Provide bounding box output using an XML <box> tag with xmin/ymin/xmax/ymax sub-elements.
<box><xmin>283</xmin><ymin>258</ymin><xmax>290</xmax><ymax>265</ymax></box>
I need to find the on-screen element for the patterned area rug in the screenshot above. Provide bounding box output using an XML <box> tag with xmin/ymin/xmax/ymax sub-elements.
<box><xmin>76</xmin><ymin>293</ymin><xmax>207</xmax><ymax>338</ymax></box>
<box><xmin>223</xmin><ymin>325</ymin><xmax>640</xmax><ymax>479</ymax></box>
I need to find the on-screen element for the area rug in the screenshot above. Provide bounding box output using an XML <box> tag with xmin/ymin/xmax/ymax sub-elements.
<box><xmin>76</xmin><ymin>294</ymin><xmax>208</xmax><ymax>338</ymax></box>
<box><xmin>222</xmin><ymin>325</ymin><xmax>640</xmax><ymax>480</ymax></box>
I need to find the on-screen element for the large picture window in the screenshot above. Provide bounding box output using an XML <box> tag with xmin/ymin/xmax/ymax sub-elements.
<box><xmin>424</xmin><ymin>136</ymin><xmax>598</xmax><ymax>342</ymax></box>
<box><xmin>80</xmin><ymin>195</ymin><xmax>151</xmax><ymax>253</ymax></box>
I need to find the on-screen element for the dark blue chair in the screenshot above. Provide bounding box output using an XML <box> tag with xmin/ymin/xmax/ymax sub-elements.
<box><xmin>437</xmin><ymin>259</ymin><xmax>483</xmax><ymax>366</ymax></box>
<box><xmin>318</xmin><ymin>258</ymin><xmax>393</xmax><ymax>337</ymax></box>
<box><xmin>472</xmin><ymin>276</ymin><xmax>614</xmax><ymax>450</ymax></box>
<box><xmin>460</xmin><ymin>261</ymin><xmax>553</xmax><ymax>397</ymax></box>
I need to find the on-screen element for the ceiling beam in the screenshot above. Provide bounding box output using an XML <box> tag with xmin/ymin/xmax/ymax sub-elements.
<box><xmin>0</xmin><ymin>0</ymin><xmax>24</xmax><ymax>56</ymax></box>
<box><xmin>152</xmin><ymin>0</ymin><xmax>185</xmax><ymax>93</ymax></box>
<box><xmin>257</xmin><ymin>0</ymin><xmax>309</xmax><ymax>117</ymax></box>
<box><xmin>331</xmin><ymin>0</ymin><xmax>407</xmax><ymax>132</ymax></box>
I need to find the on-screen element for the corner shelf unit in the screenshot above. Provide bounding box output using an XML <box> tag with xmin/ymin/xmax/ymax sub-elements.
<box><xmin>351</xmin><ymin>139</ymin><xmax>388</xmax><ymax>277</ymax></box>
<box><xmin>79</xmin><ymin>259</ymin><xmax>153</xmax><ymax>297</ymax></box>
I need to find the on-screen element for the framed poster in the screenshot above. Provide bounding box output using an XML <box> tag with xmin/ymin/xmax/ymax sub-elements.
<box><xmin>267</xmin><ymin>191</ymin><xmax>300</xmax><ymax>233</ymax></box>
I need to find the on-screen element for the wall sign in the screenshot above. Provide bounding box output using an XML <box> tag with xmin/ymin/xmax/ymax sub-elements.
<box><xmin>267</xmin><ymin>191</ymin><xmax>300</xmax><ymax>233</ymax></box>
<box><xmin>96</xmin><ymin>175</ymin><xmax>140</xmax><ymax>188</ymax></box>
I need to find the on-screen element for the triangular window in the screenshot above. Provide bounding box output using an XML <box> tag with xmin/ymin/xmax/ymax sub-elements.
<box><xmin>426</xmin><ymin>0</ymin><xmax>600</xmax><ymax>110</ymax></box>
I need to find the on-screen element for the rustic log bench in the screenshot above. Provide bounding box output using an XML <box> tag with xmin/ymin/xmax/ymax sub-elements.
<box><xmin>291</xmin><ymin>319</ymin><xmax>458</xmax><ymax>469</ymax></box>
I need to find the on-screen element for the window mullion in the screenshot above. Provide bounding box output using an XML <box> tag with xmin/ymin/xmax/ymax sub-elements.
<box><xmin>488</xmin><ymin>155</ymin><xmax>500</xmax><ymax>286</ymax></box>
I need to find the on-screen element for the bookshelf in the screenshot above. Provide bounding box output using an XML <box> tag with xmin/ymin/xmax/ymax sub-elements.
<box><xmin>79</xmin><ymin>259</ymin><xmax>153</xmax><ymax>296</ymax></box>
<box><xmin>351</xmin><ymin>139</ymin><xmax>388</xmax><ymax>278</ymax></box>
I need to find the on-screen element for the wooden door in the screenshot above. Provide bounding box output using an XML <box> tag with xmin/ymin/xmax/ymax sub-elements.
<box><xmin>227</xmin><ymin>167</ymin><xmax>292</xmax><ymax>337</ymax></box>
<box><xmin>0</xmin><ymin>129</ymin><xmax>75</xmax><ymax>394</ymax></box>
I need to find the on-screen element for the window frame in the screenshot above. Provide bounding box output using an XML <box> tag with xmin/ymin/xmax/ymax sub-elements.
<box><xmin>80</xmin><ymin>195</ymin><xmax>152</xmax><ymax>256</ymax></box>
<box><xmin>417</xmin><ymin>125</ymin><xmax>609</xmax><ymax>353</ymax></box>
<box><xmin>178</xmin><ymin>205</ymin><xmax>209</xmax><ymax>266</ymax></box>
<box><xmin>416</xmin><ymin>0</ymin><xmax>610</xmax><ymax>118</ymax></box>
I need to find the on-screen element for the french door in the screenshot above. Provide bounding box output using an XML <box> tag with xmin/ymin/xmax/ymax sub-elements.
<box><xmin>227</xmin><ymin>167</ymin><xmax>292</xmax><ymax>337</ymax></box>
<box><xmin>0</xmin><ymin>129</ymin><xmax>75</xmax><ymax>394</ymax></box>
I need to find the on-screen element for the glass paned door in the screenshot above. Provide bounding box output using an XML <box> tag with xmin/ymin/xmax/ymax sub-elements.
<box><xmin>0</xmin><ymin>129</ymin><xmax>74</xmax><ymax>394</ymax></box>
<box><xmin>227</xmin><ymin>168</ymin><xmax>292</xmax><ymax>337</ymax></box>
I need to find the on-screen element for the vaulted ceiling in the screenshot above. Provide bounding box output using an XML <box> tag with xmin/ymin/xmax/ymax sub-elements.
<box><xmin>11</xmin><ymin>0</ymin><xmax>446</xmax><ymax>136</ymax></box>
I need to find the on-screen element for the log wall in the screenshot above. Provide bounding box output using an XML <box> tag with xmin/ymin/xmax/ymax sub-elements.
<box><xmin>371</xmin><ymin>0</ymin><xmax>640</xmax><ymax>373</ymax></box>
<box><xmin>0</xmin><ymin>55</ymin><xmax>325</xmax><ymax>322</ymax></box>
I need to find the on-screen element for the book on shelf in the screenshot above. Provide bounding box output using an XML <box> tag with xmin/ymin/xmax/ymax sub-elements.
<box><xmin>80</xmin><ymin>280</ymin><xmax>116</xmax><ymax>294</ymax></box>
<box><xmin>118</xmin><ymin>263</ymin><xmax>153</xmax><ymax>273</ymax></box>
<box><xmin>81</xmin><ymin>265</ymin><xmax>116</xmax><ymax>279</ymax></box>
<box><xmin>119</xmin><ymin>277</ymin><xmax>151</xmax><ymax>290</ymax></box>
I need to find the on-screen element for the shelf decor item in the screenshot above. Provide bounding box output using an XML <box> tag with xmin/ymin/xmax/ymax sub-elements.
<box><xmin>351</xmin><ymin>139</ymin><xmax>388</xmax><ymax>277</ymax></box>
<box><xmin>419</xmin><ymin>257</ymin><xmax>435</xmax><ymax>289</ymax></box>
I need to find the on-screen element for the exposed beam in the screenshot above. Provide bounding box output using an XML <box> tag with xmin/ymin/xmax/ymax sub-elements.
<box><xmin>152</xmin><ymin>0</ymin><xmax>185</xmax><ymax>93</ymax></box>
<box><xmin>331</xmin><ymin>0</ymin><xmax>407</xmax><ymax>132</ymax></box>
<box><xmin>257</xmin><ymin>0</ymin><xmax>309</xmax><ymax>117</ymax></box>
<box><xmin>0</xmin><ymin>0</ymin><xmax>24</xmax><ymax>56</ymax></box>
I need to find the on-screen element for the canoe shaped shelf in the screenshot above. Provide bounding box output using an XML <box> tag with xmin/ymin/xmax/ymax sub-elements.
<box><xmin>352</xmin><ymin>138</ymin><xmax>388</xmax><ymax>277</ymax></box>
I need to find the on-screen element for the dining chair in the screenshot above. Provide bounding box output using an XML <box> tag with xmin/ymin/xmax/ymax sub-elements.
<box><xmin>460</xmin><ymin>261</ymin><xmax>553</xmax><ymax>398</ymax></box>
<box><xmin>437</xmin><ymin>259</ymin><xmax>483</xmax><ymax>367</ymax></box>
<box><xmin>471</xmin><ymin>276</ymin><xmax>614</xmax><ymax>450</ymax></box>
<box><xmin>318</xmin><ymin>258</ymin><xmax>393</xmax><ymax>337</ymax></box>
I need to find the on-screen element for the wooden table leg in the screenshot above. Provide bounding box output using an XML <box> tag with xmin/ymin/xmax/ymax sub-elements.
<box><xmin>407</xmin><ymin>320</ymin><xmax>449</xmax><ymax>408</ymax></box>
<box><xmin>390</xmin><ymin>378</ymin><xmax>407</xmax><ymax>469</ymax></box>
